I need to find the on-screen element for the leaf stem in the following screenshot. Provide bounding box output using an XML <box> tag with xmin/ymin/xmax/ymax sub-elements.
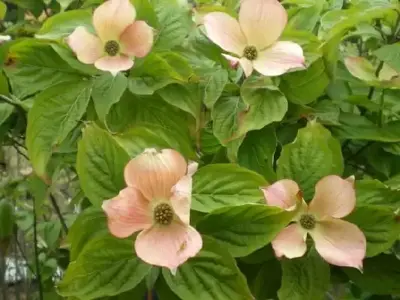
<box><xmin>0</xmin><ymin>95</ymin><xmax>28</xmax><ymax>112</ymax></box>
<box><xmin>49</xmin><ymin>194</ymin><xmax>69</xmax><ymax>235</ymax></box>
<box><xmin>367</xmin><ymin>61</ymin><xmax>384</xmax><ymax>100</ymax></box>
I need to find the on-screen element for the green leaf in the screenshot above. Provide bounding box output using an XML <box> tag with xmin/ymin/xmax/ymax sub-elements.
<box><xmin>385</xmin><ymin>173</ymin><xmax>400</xmax><ymax>189</ymax></box>
<box><xmin>26</xmin><ymin>80</ymin><xmax>93</xmax><ymax>179</ymax></box>
<box><xmin>212</xmin><ymin>96</ymin><xmax>246</xmax><ymax>146</ymax></box>
<box><xmin>365</xmin><ymin>144</ymin><xmax>400</xmax><ymax>179</ymax></box>
<box><xmin>374</xmin><ymin>43</ymin><xmax>400</xmax><ymax>73</ymax></box>
<box><xmin>128</xmin><ymin>77</ymin><xmax>167</xmax><ymax>95</ymax></box>
<box><xmin>51</xmin><ymin>43</ymin><xmax>100</xmax><ymax>76</ymax></box>
<box><xmin>132</xmin><ymin>0</ymin><xmax>159</xmax><ymax>28</ymax></box>
<box><xmin>280</xmin><ymin>59</ymin><xmax>330</xmax><ymax>105</ymax></box>
<box><xmin>382</xmin><ymin>142</ymin><xmax>400</xmax><ymax>155</ymax></box>
<box><xmin>247</xmin><ymin>258</ymin><xmax>282</xmax><ymax>300</ymax></box>
<box><xmin>92</xmin><ymin>73</ymin><xmax>128</xmax><ymax>124</ymax></box>
<box><xmin>38</xmin><ymin>220</ymin><xmax>62</xmax><ymax>250</ymax></box>
<box><xmin>196</xmin><ymin>204</ymin><xmax>295</xmax><ymax>257</ymax></box>
<box><xmin>129</xmin><ymin>52</ymin><xmax>193</xmax><ymax>90</ymax></box>
<box><xmin>0</xmin><ymin>103</ymin><xmax>13</xmax><ymax>127</ymax></box>
<box><xmin>281</xmin><ymin>30</ymin><xmax>322</xmax><ymax>65</ymax></box>
<box><xmin>0</xmin><ymin>1</ymin><xmax>7</xmax><ymax>20</ymax></box>
<box><xmin>200</xmin><ymin>123</ymin><xmax>222</xmax><ymax>155</ymax></box>
<box><xmin>322</xmin><ymin>4</ymin><xmax>397</xmax><ymax>77</ymax></box>
<box><xmin>330</xmin><ymin>113</ymin><xmax>400</xmax><ymax>142</ymax></box>
<box><xmin>76</xmin><ymin>125</ymin><xmax>130</xmax><ymax>206</ymax></box>
<box><xmin>277</xmin><ymin>121</ymin><xmax>344</xmax><ymax>199</ymax></box>
<box><xmin>36</xmin><ymin>10</ymin><xmax>93</xmax><ymax>40</ymax></box>
<box><xmin>0</xmin><ymin>71</ymin><xmax>9</xmax><ymax>95</ymax></box>
<box><xmin>287</xmin><ymin>0</ymin><xmax>325</xmax><ymax>31</ymax></box>
<box><xmin>344</xmin><ymin>56</ymin><xmax>381</xmax><ymax>83</ymax></box>
<box><xmin>345</xmin><ymin>254</ymin><xmax>400</xmax><ymax>295</ymax></box>
<box><xmin>188</xmin><ymin>28</ymin><xmax>230</xmax><ymax>67</ymax></box>
<box><xmin>102</xmin><ymin>282</ymin><xmax>147</xmax><ymax>299</ymax></box>
<box><xmin>278</xmin><ymin>249</ymin><xmax>330</xmax><ymax>300</ymax></box>
<box><xmin>4</xmin><ymin>40</ymin><xmax>85</xmax><ymax>99</ymax></box>
<box><xmin>212</xmin><ymin>78</ymin><xmax>287</xmax><ymax>150</ymax></box>
<box><xmin>355</xmin><ymin>179</ymin><xmax>400</xmax><ymax>208</ymax></box>
<box><xmin>28</xmin><ymin>174</ymin><xmax>49</xmax><ymax>213</ymax></box>
<box><xmin>153</xmin><ymin>1</ymin><xmax>192</xmax><ymax>50</ymax></box>
<box><xmin>192</xmin><ymin>164</ymin><xmax>267</xmax><ymax>212</ymax></box>
<box><xmin>345</xmin><ymin>205</ymin><xmax>400</xmax><ymax>257</ymax></box>
<box><xmin>113</xmin><ymin>124</ymin><xmax>195</xmax><ymax>160</ymax></box>
<box><xmin>106</xmin><ymin>93</ymin><xmax>193</xmax><ymax>150</ymax></box>
<box><xmin>312</xmin><ymin>100</ymin><xmax>340</xmax><ymax>125</ymax></box>
<box><xmin>156</xmin><ymin>276</ymin><xmax>181</xmax><ymax>300</ymax></box>
<box><xmin>163</xmin><ymin>236</ymin><xmax>253</xmax><ymax>300</ymax></box>
<box><xmin>56</xmin><ymin>0</ymin><xmax>75</xmax><ymax>10</ymax></box>
<box><xmin>67</xmin><ymin>207</ymin><xmax>108</xmax><ymax>261</ymax></box>
<box><xmin>157</xmin><ymin>83</ymin><xmax>201</xmax><ymax>119</ymax></box>
<box><xmin>57</xmin><ymin>234</ymin><xmax>151</xmax><ymax>299</ymax></box>
<box><xmin>237</xmin><ymin>125</ymin><xmax>277</xmax><ymax>182</ymax></box>
<box><xmin>201</xmin><ymin>68</ymin><xmax>229</xmax><ymax>109</ymax></box>
<box><xmin>4</xmin><ymin>0</ymin><xmax>43</xmax><ymax>11</ymax></box>
<box><xmin>0</xmin><ymin>199</ymin><xmax>15</xmax><ymax>240</ymax></box>
<box><xmin>239</xmin><ymin>77</ymin><xmax>288</xmax><ymax>137</ymax></box>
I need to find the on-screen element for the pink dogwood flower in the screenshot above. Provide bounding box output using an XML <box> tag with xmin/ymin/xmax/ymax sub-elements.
<box><xmin>262</xmin><ymin>175</ymin><xmax>366</xmax><ymax>270</ymax></box>
<box><xmin>67</xmin><ymin>0</ymin><xmax>153</xmax><ymax>75</ymax></box>
<box><xmin>203</xmin><ymin>0</ymin><xmax>305</xmax><ymax>77</ymax></box>
<box><xmin>102</xmin><ymin>149</ymin><xmax>202</xmax><ymax>270</ymax></box>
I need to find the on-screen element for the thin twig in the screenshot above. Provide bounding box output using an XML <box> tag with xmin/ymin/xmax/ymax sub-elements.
<box><xmin>378</xmin><ymin>90</ymin><xmax>386</xmax><ymax>127</ymax></box>
<box><xmin>15</xmin><ymin>239</ymin><xmax>36</xmax><ymax>276</ymax></box>
<box><xmin>147</xmin><ymin>290</ymin><xmax>153</xmax><ymax>300</ymax></box>
<box><xmin>345</xmin><ymin>142</ymin><xmax>373</xmax><ymax>163</ymax></box>
<box><xmin>367</xmin><ymin>61</ymin><xmax>384</xmax><ymax>100</ymax></box>
<box><xmin>11</xmin><ymin>144</ymin><xmax>29</xmax><ymax>161</ymax></box>
<box><xmin>49</xmin><ymin>194</ymin><xmax>69</xmax><ymax>235</ymax></box>
<box><xmin>7</xmin><ymin>134</ymin><xmax>26</xmax><ymax>149</ymax></box>
<box><xmin>32</xmin><ymin>195</ymin><xmax>44</xmax><ymax>300</ymax></box>
<box><xmin>0</xmin><ymin>94</ymin><xmax>16</xmax><ymax>106</ymax></box>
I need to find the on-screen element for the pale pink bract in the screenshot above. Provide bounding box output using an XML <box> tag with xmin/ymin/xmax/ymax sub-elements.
<box><xmin>261</xmin><ymin>175</ymin><xmax>366</xmax><ymax>270</ymax></box>
<box><xmin>203</xmin><ymin>0</ymin><xmax>305</xmax><ymax>77</ymax></box>
<box><xmin>102</xmin><ymin>149</ymin><xmax>202</xmax><ymax>270</ymax></box>
<box><xmin>67</xmin><ymin>0</ymin><xmax>153</xmax><ymax>75</ymax></box>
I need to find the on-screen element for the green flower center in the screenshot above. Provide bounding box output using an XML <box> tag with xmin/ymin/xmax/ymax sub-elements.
<box><xmin>104</xmin><ymin>40</ymin><xmax>120</xmax><ymax>56</ymax></box>
<box><xmin>154</xmin><ymin>203</ymin><xmax>174</xmax><ymax>225</ymax></box>
<box><xmin>243</xmin><ymin>46</ymin><xmax>258</xmax><ymax>60</ymax></box>
<box><xmin>299</xmin><ymin>214</ymin><xmax>316</xmax><ymax>230</ymax></box>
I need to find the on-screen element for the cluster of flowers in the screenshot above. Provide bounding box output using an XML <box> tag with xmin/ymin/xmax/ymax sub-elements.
<box><xmin>68</xmin><ymin>0</ymin><xmax>366</xmax><ymax>272</ymax></box>
<box><xmin>67</xmin><ymin>0</ymin><xmax>305</xmax><ymax>76</ymax></box>
<box><xmin>102</xmin><ymin>148</ymin><xmax>366</xmax><ymax>272</ymax></box>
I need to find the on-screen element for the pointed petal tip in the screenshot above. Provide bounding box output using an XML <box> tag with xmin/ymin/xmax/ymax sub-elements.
<box><xmin>346</xmin><ymin>175</ymin><xmax>356</xmax><ymax>186</ymax></box>
<box><xmin>311</xmin><ymin>219</ymin><xmax>366</xmax><ymax>269</ymax></box>
<box><xmin>187</xmin><ymin>161</ymin><xmax>198</xmax><ymax>176</ymax></box>
<box><xmin>101</xmin><ymin>199</ymin><xmax>110</xmax><ymax>211</ymax></box>
<box><xmin>357</xmin><ymin>264</ymin><xmax>364</xmax><ymax>273</ymax></box>
<box><xmin>144</xmin><ymin>148</ymin><xmax>158</xmax><ymax>154</ymax></box>
<box><xmin>262</xmin><ymin>179</ymin><xmax>301</xmax><ymax>210</ymax></box>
